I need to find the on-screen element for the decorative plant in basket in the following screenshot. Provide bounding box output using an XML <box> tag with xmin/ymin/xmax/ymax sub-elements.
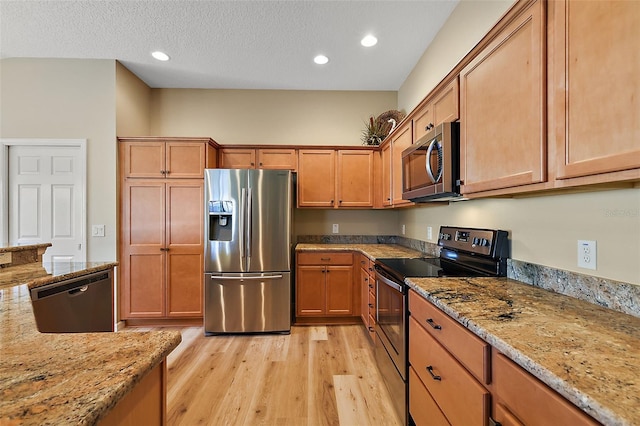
<box><xmin>361</xmin><ymin>110</ymin><xmax>406</xmax><ymax>145</ymax></box>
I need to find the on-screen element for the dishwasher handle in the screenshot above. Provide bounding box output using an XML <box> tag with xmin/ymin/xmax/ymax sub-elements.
<box><xmin>31</xmin><ymin>271</ymin><xmax>111</xmax><ymax>300</ymax></box>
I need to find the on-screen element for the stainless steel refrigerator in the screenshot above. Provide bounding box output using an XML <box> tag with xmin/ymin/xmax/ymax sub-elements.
<box><xmin>204</xmin><ymin>169</ymin><xmax>292</xmax><ymax>334</ymax></box>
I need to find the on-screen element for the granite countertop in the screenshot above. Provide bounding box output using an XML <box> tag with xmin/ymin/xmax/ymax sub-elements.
<box><xmin>0</xmin><ymin>243</ymin><xmax>51</xmax><ymax>254</ymax></box>
<box><xmin>0</xmin><ymin>263</ymin><xmax>182</xmax><ymax>425</ymax></box>
<box><xmin>295</xmin><ymin>243</ymin><xmax>425</xmax><ymax>259</ymax></box>
<box><xmin>408</xmin><ymin>277</ymin><xmax>640</xmax><ymax>426</ymax></box>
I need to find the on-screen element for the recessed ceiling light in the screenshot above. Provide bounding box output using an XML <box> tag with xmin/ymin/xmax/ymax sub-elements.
<box><xmin>151</xmin><ymin>51</ymin><xmax>170</xmax><ymax>61</ymax></box>
<box><xmin>314</xmin><ymin>55</ymin><xmax>329</xmax><ymax>65</ymax></box>
<box><xmin>361</xmin><ymin>35</ymin><xmax>378</xmax><ymax>47</ymax></box>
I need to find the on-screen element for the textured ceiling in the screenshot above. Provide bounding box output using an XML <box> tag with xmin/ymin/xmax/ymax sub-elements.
<box><xmin>0</xmin><ymin>0</ymin><xmax>459</xmax><ymax>91</ymax></box>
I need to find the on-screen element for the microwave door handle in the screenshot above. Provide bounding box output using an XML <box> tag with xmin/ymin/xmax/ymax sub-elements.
<box><xmin>425</xmin><ymin>138</ymin><xmax>438</xmax><ymax>183</ymax></box>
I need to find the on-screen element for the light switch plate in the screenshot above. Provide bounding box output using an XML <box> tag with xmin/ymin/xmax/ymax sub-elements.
<box><xmin>92</xmin><ymin>225</ymin><xmax>105</xmax><ymax>237</ymax></box>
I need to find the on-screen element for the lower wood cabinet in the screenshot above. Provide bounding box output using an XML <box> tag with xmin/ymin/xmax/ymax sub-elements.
<box><xmin>120</xmin><ymin>180</ymin><xmax>203</xmax><ymax>320</ymax></box>
<box><xmin>492</xmin><ymin>350</ymin><xmax>599</xmax><ymax>426</ymax></box>
<box><xmin>408</xmin><ymin>289</ymin><xmax>600</xmax><ymax>426</ymax></box>
<box><xmin>296</xmin><ymin>251</ymin><xmax>356</xmax><ymax>318</ymax></box>
<box><xmin>358</xmin><ymin>254</ymin><xmax>376</xmax><ymax>342</ymax></box>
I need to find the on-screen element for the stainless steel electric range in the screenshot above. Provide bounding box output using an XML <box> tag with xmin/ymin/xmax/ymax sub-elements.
<box><xmin>374</xmin><ymin>226</ymin><xmax>509</xmax><ymax>425</ymax></box>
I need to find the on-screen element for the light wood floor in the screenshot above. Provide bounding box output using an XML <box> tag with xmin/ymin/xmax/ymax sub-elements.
<box><xmin>163</xmin><ymin>325</ymin><xmax>402</xmax><ymax>426</ymax></box>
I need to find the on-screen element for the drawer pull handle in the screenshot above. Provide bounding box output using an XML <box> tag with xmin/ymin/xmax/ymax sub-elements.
<box><xmin>489</xmin><ymin>418</ymin><xmax>502</xmax><ymax>426</ymax></box>
<box><xmin>368</xmin><ymin>303</ymin><xmax>374</xmax><ymax>308</ymax></box>
<box><xmin>369</xmin><ymin>284</ymin><xmax>374</xmax><ymax>289</ymax></box>
<box><xmin>321</xmin><ymin>257</ymin><xmax>330</xmax><ymax>261</ymax></box>
<box><xmin>426</xmin><ymin>365</ymin><xmax>441</xmax><ymax>381</ymax></box>
<box><xmin>368</xmin><ymin>327</ymin><xmax>375</xmax><ymax>332</ymax></box>
<box><xmin>426</xmin><ymin>318</ymin><xmax>442</xmax><ymax>330</ymax></box>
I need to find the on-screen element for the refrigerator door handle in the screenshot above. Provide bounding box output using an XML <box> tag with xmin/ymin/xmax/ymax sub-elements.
<box><xmin>239</xmin><ymin>187</ymin><xmax>246</xmax><ymax>263</ymax></box>
<box><xmin>209</xmin><ymin>274</ymin><xmax>283</xmax><ymax>281</ymax></box>
<box><xmin>246</xmin><ymin>187</ymin><xmax>252</xmax><ymax>259</ymax></box>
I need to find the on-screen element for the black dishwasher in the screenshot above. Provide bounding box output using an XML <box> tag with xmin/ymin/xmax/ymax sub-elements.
<box><xmin>30</xmin><ymin>269</ymin><xmax>114</xmax><ymax>332</ymax></box>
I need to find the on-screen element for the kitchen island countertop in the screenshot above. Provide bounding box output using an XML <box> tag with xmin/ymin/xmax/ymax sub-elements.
<box><xmin>0</xmin><ymin>262</ymin><xmax>182</xmax><ymax>425</ymax></box>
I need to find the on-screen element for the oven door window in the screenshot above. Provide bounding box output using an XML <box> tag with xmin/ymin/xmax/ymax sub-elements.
<box><xmin>377</xmin><ymin>278</ymin><xmax>404</xmax><ymax>356</ymax></box>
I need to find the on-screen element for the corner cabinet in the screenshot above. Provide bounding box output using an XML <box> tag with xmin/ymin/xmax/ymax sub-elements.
<box><xmin>551</xmin><ymin>0</ymin><xmax>640</xmax><ymax>182</ymax></box>
<box><xmin>459</xmin><ymin>0</ymin><xmax>546</xmax><ymax>194</ymax></box>
<box><xmin>297</xmin><ymin>149</ymin><xmax>375</xmax><ymax>208</ymax></box>
<box><xmin>118</xmin><ymin>137</ymin><xmax>217</xmax><ymax>322</ymax></box>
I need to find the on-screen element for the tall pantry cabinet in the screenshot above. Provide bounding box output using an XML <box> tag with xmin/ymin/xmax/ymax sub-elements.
<box><xmin>118</xmin><ymin>137</ymin><xmax>218</xmax><ymax>322</ymax></box>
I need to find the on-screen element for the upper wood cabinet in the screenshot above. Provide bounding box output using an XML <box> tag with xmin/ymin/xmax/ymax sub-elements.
<box><xmin>551</xmin><ymin>0</ymin><xmax>640</xmax><ymax>181</ymax></box>
<box><xmin>220</xmin><ymin>148</ymin><xmax>298</xmax><ymax>170</ymax></box>
<box><xmin>413</xmin><ymin>77</ymin><xmax>460</xmax><ymax>143</ymax></box>
<box><xmin>120</xmin><ymin>138</ymin><xmax>217</xmax><ymax>179</ymax></box>
<box><xmin>391</xmin><ymin>122</ymin><xmax>413</xmax><ymax>207</ymax></box>
<box><xmin>298</xmin><ymin>149</ymin><xmax>375</xmax><ymax>208</ymax></box>
<box><xmin>381</xmin><ymin>142</ymin><xmax>392</xmax><ymax>207</ymax></box>
<box><xmin>459</xmin><ymin>0</ymin><xmax>546</xmax><ymax>194</ymax></box>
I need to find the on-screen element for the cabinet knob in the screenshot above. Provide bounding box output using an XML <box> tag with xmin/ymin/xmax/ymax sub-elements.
<box><xmin>330</xmin><ymin>199</ymin><xmax>334</xmax><ymax>205</ymax></box>
<box><xmin>251</xmin><ymin>162</ymin><xmax>255</xmax><ymax>166</ymax></box>
<box><xmin>259</xmin><ymin>162</ymin><xmax>263</xmax><ymax>166</ymax></box>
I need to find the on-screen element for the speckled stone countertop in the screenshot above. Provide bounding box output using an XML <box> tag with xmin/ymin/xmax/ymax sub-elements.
<box><xmin>0</xmin><ymin>262</ymin><xmax>182</xmax><ymax>425</ymax></box>
<box><xmin>408</xmin><ymin>277</ymin><xmax>640</xmax><ymax>426</ymax></box>
<box><xmin>0</xmin><ymin>243</ymin><xmax>51</xmax><ymax>254</ymax></box>
<box><xmin>295</xmin><ymin>243</ymin><xmax>425</xmax><ymax>259</ymax></box>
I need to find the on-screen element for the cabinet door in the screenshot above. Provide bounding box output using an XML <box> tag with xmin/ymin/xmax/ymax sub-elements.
<box><xmin>296</xmin><ymin>266</ymin><xmax>326</xmax><ymax>315</ymax></box>
<box><xmin>432</xmin><ymin>77</ymin><xmax>459</xmax><ymax>127</ymax></box>
<box><xmin>166</xmin><ymin>142</ymin><xmax>206</xmax><ymax>178</ymax></box>
<box><xmin>336</xmin><ymin>150</ymin><xmax>374</xmax><ymax>207</ymax></box>
<box><xmin>220</xmin><ymin>148</ymin><xmax>256</xmax><ymax>169</ymax></box>
<box><xmin>257</xmin><ymin>149</ymin><xmax>298</xmax><ymax>170</ymax></box>
<box><xmin>413</xmin><ymin>101</ymin><xmax>434</xmax><ymax>143</ymax></box>
<box><xmin>121</xmin><ymin>141</ymin><xmax>165</xmax><ymax>178</ymax></box>
<box><xmin>298</xmin><ymin>150</ymin><xmax>335</xmax><ymax>207</ymax></box>
<box><xmin>166</xmin><ymin>181</ymin><xmax>204</xmax><ymax>317</ymax></box>
<box><xmin>460</xmin><ymin>0</ymin><xmax>546</xmax><ymax>194</ymax></box>
<box><xmin>391</xmin><ymin>123</ymin><xmax>413</xmax><ymax>206</ymax></box>
<box><xmin>552</xmin><ymin>0</ymin><xmax>640</xmax><ymax>179</ymax></box>
<box><xmin>325</xmin><ymin>266</ymin><xmax>353</xmax><ymax>315</ymax></box>
<box><xmin>381</xmin><ymin>142</ymin><xmax>392</xmax><ymax>207</ymax></box>
<box><xmin>121</xmin><ymin>181</ymin><xmax>166</xmax><ymax>318</ymax></box>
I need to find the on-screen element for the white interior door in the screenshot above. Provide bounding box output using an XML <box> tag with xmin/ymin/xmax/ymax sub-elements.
<box><xmin>7</xmin><ymin>144</ymin><xmax>86</xmax><ymax>263</ymax></box>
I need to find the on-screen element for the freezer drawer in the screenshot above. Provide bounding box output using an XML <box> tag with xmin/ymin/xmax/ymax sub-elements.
<box><xmin>30</xmin><ymin>269</ymin><xmax>114</xmax><ymax>333</ymax></box>
<box><xmin>204</xmin><ymin>272</ymin><xmax>291</xmax><ymax>334</ymax></box>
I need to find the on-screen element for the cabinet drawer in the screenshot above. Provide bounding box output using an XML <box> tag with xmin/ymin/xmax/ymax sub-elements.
<box><xmin>297</xmin><ymin>252</ymin><xmax>353</xmax><ymax>265</ymax></box>
<box><xmin>358</xmin><ymin>254</ymin><xmax>373</xmax><ymax>272</ymax></box>
<box><xmin>492</xmin><ymin>351</ymin><xmax>599</xmax><ymax>426</ymax></box>
<box><xmin>409</xmin><ymin>317</ymin><xmax>490</xmax><ymax>426</ymax></box>
<box><xmin>409</xmin><ymin>290</ymin><xmax>490</xmax><ymax>384</ymax></box>
<box><xmin>409</xmin><ymin>367</ymin><xmax>451</xmax><ymax>426</ymax></box>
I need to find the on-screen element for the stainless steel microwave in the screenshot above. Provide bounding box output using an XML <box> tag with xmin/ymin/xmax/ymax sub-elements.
<box><xmin>401</xmin><ymin>121</ymin><xmax>460</xmax><ymax>202</ymax></box>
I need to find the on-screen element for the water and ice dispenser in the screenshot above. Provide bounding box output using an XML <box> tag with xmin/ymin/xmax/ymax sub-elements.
<box><xmin>208</xmin><ymin>200</ymin><xmax>233</xmax><ymax>241</ymax></box>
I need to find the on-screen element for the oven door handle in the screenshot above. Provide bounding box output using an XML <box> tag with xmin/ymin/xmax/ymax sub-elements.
<box><xmin>376</xmin><ymin>271</ymin><xmax>403</xmax><ymax>292</ymax></box>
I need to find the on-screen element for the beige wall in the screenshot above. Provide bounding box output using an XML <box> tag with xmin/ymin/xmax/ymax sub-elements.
<box><xmin>395</xmin><ymin>0</ymin><xmax>640</xmax><ymax>285</ymax></box>
<box><xmin>149</xmin><ymin>89</ymin><xmax>396</xmax><ymax>146</ymax></box>
<box><xmin>115</xmin><ymin>62</ymin><xmax>151</xmax><ymax>136</ymax></box>
<box><xmin>398</xmin><ymin>0</ymin><xmax>514</xmax><ymax>112</ymax></box>
<box><xmin>0</xmin><ymin>58</ymin><xmax>117</xmax><ymax>262</ymax></box>
<box><xmin>294</xmin><ymin>209</ymin><xmax>399</xmax><ymax>238</ymax></box>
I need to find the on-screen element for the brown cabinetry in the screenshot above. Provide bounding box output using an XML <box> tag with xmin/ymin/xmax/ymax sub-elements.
<box><xmin>358</xmin><ymin>254</ymin><xmax>376</xmax><ymax>342</ymax></box>
<box><xmin>220</xmin><ymin>148</ymin><xmax>298</xmax><ymax>170</ymax></box>
<box><xmin>413</xmin><ymin>78</ymin><xmax>459</xmax><ymax>143</ymax></box>
<box><xmin>492</xmin><ymin>350</ymin><xmax>599</xmax><ymax>426</ymax></box>
<box><xmin>390</xmin><ymin>122</ymin><xmax>413</xmax><ymax>207</ymax></box>
<box><xmin>408</xmin><ymin>290</ymin><xmax>490</xmax><ymax>425</ymax></box>
<box><xmin>296</xmin><ymin>252</ymin><xmax>355</xmax><ymax>318</ymax></box>
<box><xmin>459</xmin><ymin>0</ymin><xmax>546</xmax><ymax>194</ymax></box>
<box><xmin>119</xmin><ymin>138</ymin><xmax>215</xmax><ymax>321</ymax></box>
<box><xmin>297</xmin><ymin>149</ymin><xmax>375</xmax><ymax>208</ymax></box>
<box><xmin>551</xmin><ymin>0</ymin><xmax>640</xmax><ymax>182</ymax></box>
<box><xmin>381</xmin><ymin>142</ymin><xmax>392</xmax><ymax>207</ymax></box>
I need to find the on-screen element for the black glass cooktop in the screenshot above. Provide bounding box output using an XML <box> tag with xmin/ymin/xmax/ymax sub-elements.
<box><xmin>375</xmin><ymin>257</ymin><xmax>491</xmax><ymax>283</ymax></box>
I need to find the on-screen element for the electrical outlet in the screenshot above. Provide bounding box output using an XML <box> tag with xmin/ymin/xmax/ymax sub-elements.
<box><xmin>332</xmin><ymin>224</ymin><xmax>339</xmax><ymax>234</ymax></box>
<box><xmin>401</xmin><ymin>224</ymin><xmax>406</xmax><ymax>235</ymax></box>
<box><xmin>92</xmin><ymin>225</ymin><xmax>105</xmax><ymax>237</ymax></box>
<box><xmin>427</xmin><ymin>226</ymin><xmax>433</xmax><ymax>240</ymax></box>
<box><xmin>577</xmin><ymin>240</ymin><xmax>596</xmax><ymax>270</ymax></box>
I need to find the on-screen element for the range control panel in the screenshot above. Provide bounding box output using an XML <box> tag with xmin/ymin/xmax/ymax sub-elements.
<box><xmin>438</xmin><ymin>226</ymin><xmax>509</xmax><ymax>257</ymax></box>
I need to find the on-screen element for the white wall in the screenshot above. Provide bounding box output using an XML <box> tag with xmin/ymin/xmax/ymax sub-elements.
<box><xmin>0</xmin><ymin>58</ymin><xmax>117</xmax><ymax>261</ymax></box>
